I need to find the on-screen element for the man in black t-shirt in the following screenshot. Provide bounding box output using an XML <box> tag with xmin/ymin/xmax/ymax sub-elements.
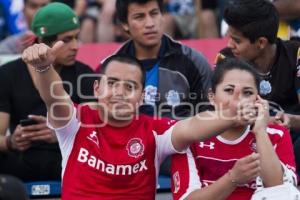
<box><xmin>0</xmin><ymin>3</ymin><xmax>96</xmax><ymax>182</ymax></box>
<box><xmin>216</xmin><ymin>0</ymin><xmax>300</xmax><ymax>175</ymax></box>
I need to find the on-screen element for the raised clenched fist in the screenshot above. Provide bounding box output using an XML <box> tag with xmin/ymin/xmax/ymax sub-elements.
<box><xmin>22</xmin><ymin>41</ymin><xmax>64</xmax><ymax>72</ymax></box>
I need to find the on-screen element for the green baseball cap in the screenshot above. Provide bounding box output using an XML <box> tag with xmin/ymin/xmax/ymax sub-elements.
<box><xmin>31</xmin><ymin>2</ymin><xmax>80</xmax><ymax>37</ymax></box>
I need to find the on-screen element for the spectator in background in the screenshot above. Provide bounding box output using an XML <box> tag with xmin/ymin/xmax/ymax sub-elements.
<box><xmin>199</xmin><ymin>0</ymin><xmax>219</xmax><ymax>38</ymax></box>
<box><xmin>219</xmin><ymin>0</ymin><xmax>300</xmax><ymax>40</ymax></box>
<box><xmin>171</xmin><ymin>58</ymin><xmax>297</xmax><ymax>200</ymax></box>
<box><xmin>54</xmin><ymin>0</ymin><xmax>125</xmax><ymax>43</ymax></box>
<box><xmin>115</xmin><ymin>0</ymin><xmax>212</xmax><ymax>119</ymax></box>
<box><xmin>114</xmin><ymin>0</ymin><xmax>212</xmax><ymax>176</ymax></box>
<box><xmin>163</xmin><ymin>0</ymin><xmax>198</xmax><ymax>39</ymax></box>
<box><xmin>88</xmin><ymin>0</ymin><xmax>129</xmax><ymax>43</ymax></box>
<box><xmin>0</xmin><ymin>0</ymin><xmax>50</xmax><ymax>54</ymax></box>
<box><xmin>217</xmin><ymin>0</ymin><xmax>300</xmax><ymax>176</ymax></box>
<box><xmin>0</xmin><ymin>2</ymin><xmax>95</xmax><ymax>182</ymax></box>
<box><xmin>272</xmin><ymin>0</ymin><xmax>300</xmax><ymax>40</ymax></box>
<box><xmin>163</xmin><ymin>0</ymin><xmax>220</xmax><ymax>39</ymax></box>
<box><xmin>0</xmin><ymin>0</ymin><xmax>27</xmax><ymax>39</ymax></box>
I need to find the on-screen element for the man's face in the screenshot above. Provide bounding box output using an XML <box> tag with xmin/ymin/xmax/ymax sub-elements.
<box><xmin>122</xmin><ymin>1</ymin><xmax>164</xmax><ymax>48</ymax></box>
<box><xmin>24</xmin><ymin>0</ymin><xmax>49</xmax><ymax>27</ymax></box>
<box><xmin>94</xmin><ymin>61</ymin><xmax>144</xmax><ymax>122</ymax></box>
<box><xmin>227</xmin><ymin>26</ymin><xmax>260</xmax><ymax>62</ymax></box>
<box><xmin>52</xmin><ymin>29</ymin><xmax>80</xmax><ymax>66</ymax></box>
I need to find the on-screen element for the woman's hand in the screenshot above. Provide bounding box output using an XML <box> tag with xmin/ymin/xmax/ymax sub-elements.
<box><xmin>229</xmin><ymin>153</ymin><xmax>261</xmax><ymax>185</ymax></box>
<box><xmin>252</xmin><ymin>95</ymin><xmax>270</xmax><ymax>133</ymax></box>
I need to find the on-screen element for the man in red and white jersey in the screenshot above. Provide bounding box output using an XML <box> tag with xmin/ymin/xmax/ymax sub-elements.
<box><xmin>21</xmin><ymin>43</ymin><xmax>257</xmax><ymax>199</ymax></box>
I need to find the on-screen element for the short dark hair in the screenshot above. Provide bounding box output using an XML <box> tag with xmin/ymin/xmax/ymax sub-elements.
<box><xmin>224</xmin><ymin>0</ymin><xmax>279</xmax><ymax>44</ymax></box>
<box><xmin>116</xmin><ymin>0</ymin><xmax>164</xmax><ymax>23</ymax></box>
<box><xmin>212</xmin><ymin>58</ymin><xmax>260</xmax><ymax>93</ymax></box>
<box><xmin>100</xmin><ymin>54</ymin><xmax>146</xmax><ymax>88</ymax></box>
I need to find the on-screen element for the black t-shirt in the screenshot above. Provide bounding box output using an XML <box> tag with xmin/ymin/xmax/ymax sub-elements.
<box><xmin>219</xmin><ymin>39</ymin><xmax>300</xmax><ymax>114</ymax></box>
<box><xmin>0</xmin><ymin>58</ymin><xmax>96</xmax><ymax>137</ymax></box>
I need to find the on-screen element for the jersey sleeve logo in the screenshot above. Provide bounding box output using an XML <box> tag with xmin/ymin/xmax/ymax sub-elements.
<box><xmin>126</xmin><ymin>138</ymin><xmax>144</xmax><ymax>158</ymax></box>
<box><xmin>87</xmin><ymin>131</ymin><xmax>100</xmax><ymax>148</ymax></box>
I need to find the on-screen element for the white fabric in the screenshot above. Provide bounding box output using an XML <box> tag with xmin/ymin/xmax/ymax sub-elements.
<box><xmin>154</xmin><ymin>125</ymin><xmax>185</xmax><ymax>177</ymax></box>
<box><xmin>251</xmin><ymin>183</ymin><xmax>300</xmax><ymax>200</ymax></box>
<box><xmin>251</xmin><ymin>163</ymin><xmax>299</xmax><ymax>200</ymax></box>
<box><xmin>179</xmin><ymin>148</ymin><xmax>202</xmax><ymax>200</ymax></box>
<box><xmin>47</xmin><ymin>107</ymin><xmax>80</xmax><ymax>177</ymax></box>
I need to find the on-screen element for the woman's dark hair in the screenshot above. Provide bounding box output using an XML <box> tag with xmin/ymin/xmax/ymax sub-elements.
<box><xmin>212</xmin><ymin>58</ymin><xmax>260</xmax><ymax>93</ymax></box>
<box><xmin>116</xmin><ymin>0</ymin><xmax>164</xmax><ymax>23</ymax></box>
<box><xmin>100</xmin><ymin>54</ymin><xmax>146</xmax><ymax>88</ymax></box>
<box><xmin>224</xmin><ymin>0</ymin><xmax>279</xmax><ymax>44</ymax></box>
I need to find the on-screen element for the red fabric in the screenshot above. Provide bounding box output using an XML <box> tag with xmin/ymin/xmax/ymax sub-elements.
<box><xmin>171</xmin><ymin>124</ymin><xmax>296</xmax><ymax>200</ymax></box>
<box><xmin>61</xmin><ymin>105</ymin><xmax>177</xmax><ymax>200</ymax></box>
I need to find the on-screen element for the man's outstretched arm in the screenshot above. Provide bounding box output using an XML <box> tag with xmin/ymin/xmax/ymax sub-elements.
<box><xmin>171</xmin><ymin>88</ymin><xmax>256</xmax><ymax>152</ymax></box>
<box><xmin>22</xmin><ymin>42</ymin><xmax>73</xmax><ymax>128</ymax></box>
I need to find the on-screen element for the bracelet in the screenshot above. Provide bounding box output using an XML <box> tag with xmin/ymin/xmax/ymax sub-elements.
<box><xmin>227</xmin><ymin>170</ymin><xmax>239</xmax><ymax>186</ymax></box>
<box><xmin>5</xmin><ymin>135</ymin><xmax>13</xmax><ymax>151</ymax></box>
<box><xmin>35</xmin><ymin>65</ymin><xmax>51</xmax><ymax>73</ymax></box>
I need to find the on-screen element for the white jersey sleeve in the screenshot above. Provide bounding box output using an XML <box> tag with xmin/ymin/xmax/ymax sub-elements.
<box><xmin>153</xmin><ymin>125</ymin><xmax>186</xmax><ymax>180</ymax></box>
<box><xmin>154</xmin><ymin>125</ymin><xmax>185</xmax><ymax>166</ymax></box>
<box><xmin>47</xmin><ymin>107</ymin><xmax>80</xmax><ymax>176</ymax></box>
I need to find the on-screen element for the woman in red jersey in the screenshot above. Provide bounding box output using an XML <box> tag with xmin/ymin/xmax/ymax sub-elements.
<box><xmin>171</xmin><ymin>58</ymin><xmax>298</xmax><ymax>200</ymax></box>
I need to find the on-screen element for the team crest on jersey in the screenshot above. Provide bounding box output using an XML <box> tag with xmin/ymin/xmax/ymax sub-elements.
<box><xmin>173</xmin><ymin>171</ymin><xmax>180</xmax><ymax>193</ymax></box>
<box><xmin>126</xmin><ymin>138</ymin><xmax>144</xmax><ymax>158</ymax></box>
<box><xmin>249</xmin><ymin>139</ymin><xmax>257</xmax><ymax>152</ymax></box>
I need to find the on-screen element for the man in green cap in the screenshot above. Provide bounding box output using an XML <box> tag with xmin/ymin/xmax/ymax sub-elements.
<box><xmin>0</xmin><ymin>2</ymin><xmax>96</xmax><ymax>182</ymax></box>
